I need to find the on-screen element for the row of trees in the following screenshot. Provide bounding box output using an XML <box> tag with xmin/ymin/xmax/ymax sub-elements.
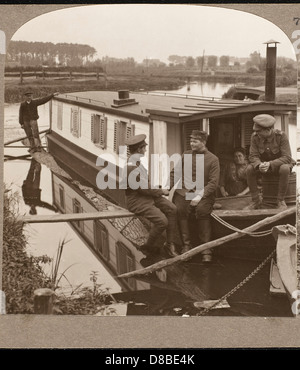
<box><xmin>6</xmin><ymin>41</ymin><xmax>97</xmax><ymax>67</ymax></box>
<box><xmin>168</xmin><ymin>52</ymin><xmax>296</xmax><ymax>72</ymax></box>
<box><xmin>6</xmin><ymin>41</ymin><xmax>297</xmax><ymax>73</ymax></box>
<box><xmin>168</xmin><ymin>54</ymin><xmax>229</xmax><ymax>69</ymax></box>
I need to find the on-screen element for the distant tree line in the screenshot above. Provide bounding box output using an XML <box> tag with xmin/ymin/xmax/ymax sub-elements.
<box><xmin>167</xmin><ymin>52</ymin><xmax>297</xmax><ymax>72</ymax></box>
<box><xmin>6</xmin><ymin>41</ymin><xmax>297</xmax><ymax>74</ymax></box>
<box><xmin>6</xmin><ymin>40</ymin><xmax>97</xmax><ymax>67</ymax></box>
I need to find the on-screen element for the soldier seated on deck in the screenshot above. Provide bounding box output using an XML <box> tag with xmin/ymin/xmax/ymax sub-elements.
<box><xmin>244</xmin><ymin>114</ymin><xmax>296</xmax><ymax>211</ymax></box>
<box><xmin>124</xmin><ymin>134</ymin><xmax>179</xmax><ymax>258</ymax></box>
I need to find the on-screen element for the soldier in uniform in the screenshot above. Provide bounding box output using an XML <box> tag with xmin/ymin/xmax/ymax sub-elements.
<box><xmin>244</xmin><ymin>114</ymin><xmax>296</xmax><ymax>210</ymax></box>
<box><xmin>169</xmin><ymin>130</ymin><xmax>220</xmax><ymax>262</ymax></box>
<box><xmin>19</xmin><ymin>90</ymin><xmax>59</xmax><ymax>153</ymax></box>
<box><xmin>124</xmin><ymin>134</ymin><xmax>179</xmax><ymax>258</ymax></box>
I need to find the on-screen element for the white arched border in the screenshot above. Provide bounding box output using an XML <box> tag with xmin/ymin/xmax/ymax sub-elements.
<box><xmin>0</xmin><ymin>30</ymin><xmax>5</xmax><ymax>54</ymax></box>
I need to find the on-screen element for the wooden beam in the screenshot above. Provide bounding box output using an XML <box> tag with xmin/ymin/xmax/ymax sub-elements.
<box><xmin>117</xmin><ymin>206</ymin><xmax>296</xmax><ymax>279</ymax></box>
<box><xmin>19</xmin><ymin>209</ymin><xmax>135</xmax><ymax>224</ymax></box>
<box><xmin>4</xmin><ymin>129</ymin><xmax>50</xmax><ymax>146</ymax></box>
<box><xmin>213</xmin><ymin>207</ymin><xmax>291</xmax><ymax>220</ymax></box>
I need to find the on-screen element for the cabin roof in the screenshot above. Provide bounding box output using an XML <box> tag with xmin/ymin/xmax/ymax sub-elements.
<box><xmin>56</xmin><ymin>90</ymin><xmax>296</xmax><ymax>124</ymax></box>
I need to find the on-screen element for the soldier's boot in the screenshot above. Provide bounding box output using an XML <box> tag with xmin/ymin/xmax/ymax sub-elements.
<box><xmin>243</xmin><ymin>194</ymin><xmax>262</xmax><ymax>210</ymax></box>
<box><xmin>138</xmin><ymin>229</ymin><xmax>161</xmax><ymax>257</ymax></box>
<box><xmin>28</xmin><ymin>137</ymin><xmax>37</xmax><ymax>153</ymax></box>
<box><xmin>164</xmin><ymin>242</ymin><xmax>179</xmax><ymax>258</ymax></box>
<box><xmin>197</xmin><ymin>218</ymin><xmax>213</xmax><ymax>263</ymax></box>
<box><xmin>179</xmin><ymin>219</ymin><xmax>192</xmax><ymax>254</ymax></box>
<box><xmin>276</xmin><ymin>200</ymin><xmax>287</xmax><ymax>211</ymax></box>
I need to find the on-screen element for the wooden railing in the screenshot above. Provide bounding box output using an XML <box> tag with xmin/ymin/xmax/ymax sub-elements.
<box><xmin>5</xmin><ymin>70</ymin><xmax>107</xmax><ymax>84</ymax></box>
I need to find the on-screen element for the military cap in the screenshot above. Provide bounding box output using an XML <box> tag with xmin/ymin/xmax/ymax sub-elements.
<box><xmin>253</xmin><ymin>114</ymin><xmax>276</xmax><ymax>131</ymax></box>
<box><xmin>125</xmin><ymin>134</ymin><xmax>147</xmax><ymax>147</ymax></box>
<box><xmin>190</xmin><ymin>130</ymin><xmax>208</xmax><ymax>142</ymax></box>
<box><xmin>24</xmin><ymin>90</ymin><xmax>34</xmax><ymax>96</ymax></box>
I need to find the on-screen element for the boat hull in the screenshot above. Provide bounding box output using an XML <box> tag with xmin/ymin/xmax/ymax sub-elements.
<box><xmin>47</xmin><ymin>131</ymin><xmax>127</xmax><ymax>207</ymax></box>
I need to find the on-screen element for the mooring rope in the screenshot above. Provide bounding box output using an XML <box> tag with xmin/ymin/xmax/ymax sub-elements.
<box><xmin>211</xmin><ymin>212</ymin><xmax>273</xmax><ymax>237</ymax></box>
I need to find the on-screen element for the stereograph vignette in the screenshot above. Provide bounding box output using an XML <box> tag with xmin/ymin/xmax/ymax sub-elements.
<box><xmin>0</xmin><ymin>4</ymin><xmax>300</xmax><ymax>326</ymax></box>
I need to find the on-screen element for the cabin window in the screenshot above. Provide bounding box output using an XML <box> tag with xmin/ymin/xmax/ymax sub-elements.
<box><xmin>72</xmin><ymin>198</ymin><xmax>84</xmax><ymax>232</ymax></box>
<box><xmin>126</xmin><ymin>122</ymin><xmax>135</xmax><ymax>156</ymax></box>
<box><xmin>93</xmin><ymin>220</ymin><xmax>109</xmax><ymax>261</ymax></box>
<box><xmin>57</xmin><ymin>102</ymin><xmax>63</xmax><ymax>130</ymax></box>
<box><xmin>70</xmin><ymin>108</ymin><xmax>81</xmax><ymax>138</ymax></box>
<box><xmin>58</xmin><ymin>184</ymin><xmax>65</xmax><ymax>211</ymax></box>
<box><xmin>91</xmin><ymin>114</ymin><xmax>107</xmax><ymax>149</ymax></box>
<box><xmin>113</xmin><ymin>120</ymin><xmax>127</xmax><ymax>154</ymax></box>
<box><xmin>116</xmin><ymin>241</ymin><xmax>136</xmax><ymax>290</ymax></box>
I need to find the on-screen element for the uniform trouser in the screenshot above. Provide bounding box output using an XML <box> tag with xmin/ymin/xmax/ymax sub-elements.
<box><xmin>246</xmin><ymin>163</ymin><xmax>291</xmax><ymax>201</ymax></box>
<box><xmin>173</xmin><ymin>192</ymin><xmax>214</xmax><ymax>254</ymax></box>
<box><xmin>23</xmin><ymin>120</ymin><xmax>41</xmax><ymax>148</ymax></box>
<box><xmin>134</xmin><ymin>196</ymin><xmax>177</xmax><ymax>247</ymax></box>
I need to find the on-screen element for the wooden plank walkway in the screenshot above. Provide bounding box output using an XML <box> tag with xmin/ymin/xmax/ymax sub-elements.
<box><xmin>19</xmin><ymin>209</ymin><xmax>135</xmax><ymax>224</ymax></box>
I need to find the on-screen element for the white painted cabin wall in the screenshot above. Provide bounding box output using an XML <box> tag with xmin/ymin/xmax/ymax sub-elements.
<box><xmin>52</xmin><ymin>174</ymin><xmax>149</xmax><ymax>291</ymax></box>
<box><xmin>52</xmin><ymin>100</ymin><xmax>150</xmax><ymax>168</ymax></box>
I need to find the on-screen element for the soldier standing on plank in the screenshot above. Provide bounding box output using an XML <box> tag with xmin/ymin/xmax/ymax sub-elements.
<box><xmin>19</xmin><ymin>90</ymin><xmax>59</xmax><ymax>153</ymax></box>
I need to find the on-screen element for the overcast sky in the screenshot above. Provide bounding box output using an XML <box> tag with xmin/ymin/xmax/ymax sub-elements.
<box><xmin>11</xmin><ymin>4</ymin><xmax>296</xmax><ymax>62</ymax></box>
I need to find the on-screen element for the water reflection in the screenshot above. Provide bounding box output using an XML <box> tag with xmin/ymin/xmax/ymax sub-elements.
<box><xmin>22</xmin><ymin>158</ymin><xmax>56</xmax><ymax>215</ymax></box>
<box><xmin>4</xmin><ymin>155</ymin><xmax>122</xmax><ymax>295</ymax></box>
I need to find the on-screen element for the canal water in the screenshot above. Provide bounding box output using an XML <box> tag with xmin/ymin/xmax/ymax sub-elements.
<box><xmin>154</xmin><ymin>81</ymin><xmax>233</xmax><ymax>99</ymax></box>
<box><xmin>4</xmin><ymin>103</ymin><xmax>122</xmax><ymax>296</ymax></box>
<box><xmin>3</xmin><ymin>97</ymin><xmax>296</xmax><ymax>317</ymax></box>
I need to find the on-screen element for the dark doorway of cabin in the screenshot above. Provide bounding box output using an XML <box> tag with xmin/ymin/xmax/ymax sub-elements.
<box><xmin>207</xmin><ymin>116</ymin><xmax>240</xmax><ymax>168</ymax></box>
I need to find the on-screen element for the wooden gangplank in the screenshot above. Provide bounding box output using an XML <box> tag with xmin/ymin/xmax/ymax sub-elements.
<box><xmin>19</xmin><ymin>209</ymin><xmax>135</xmax><ymax>224</ymax></box>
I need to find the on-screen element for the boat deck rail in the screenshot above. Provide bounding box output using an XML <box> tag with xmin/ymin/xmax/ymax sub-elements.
<box><xmin>137</xmin><ymin>90</ymin><xmax>223</xmax><ymax>101</ymax></box>
<box><xmin>60</xmin><ymin>94</ymin><xmax>107</xmax><ymax>107</ymax></box>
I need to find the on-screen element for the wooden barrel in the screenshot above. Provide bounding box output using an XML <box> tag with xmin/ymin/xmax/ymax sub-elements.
<box><xmin>262</xmin><ymin>171</ymin><xmax>296</xmax><ymax>205</ymax></box>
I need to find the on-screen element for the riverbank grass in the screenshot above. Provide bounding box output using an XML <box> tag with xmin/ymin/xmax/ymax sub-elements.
<box><xmin>2</xmin><ymin>186</ymin><xmax>119</xmax><ymax>314</ymax></box>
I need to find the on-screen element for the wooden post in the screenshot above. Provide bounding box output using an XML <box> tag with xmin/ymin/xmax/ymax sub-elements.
<box><xmin>97</xmin><ymin>71</ymin><xmax>99</xmax><ymax>81</ymax></box>
<box><xmin>20</xmin><ymin>70</ymin><xmax>23</xmax><ymax>85</ymax></box>
<box><xmin>70</xmin><ymin>71</ymin><xmax>73</xmax><ymax>81</ymax></box>
<box><xmin>42</xmin><ymin>69</ymin><xmax>45</xmax><ymax>80</ymax></box>
<box><xmin>34</xmin><ymin>288</ymin><xmax>55</xmax><ymax>314</ymax></box>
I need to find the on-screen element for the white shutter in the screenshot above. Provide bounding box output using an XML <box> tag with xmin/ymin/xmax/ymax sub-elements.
<box><xmin>57</xmin><ymin>102</ymin><xmax>63</xmax><ymax>130</ymax></box>
<box><xmin>100</xmin><ymin>116</ymin><xmax>107</xmax><ymax>149</ymax></box>
<box><xmin>114</xmin><ymin>120</ymin><xmax>119</xmax><ymax>153</ymax></box>
<box><xmin>91</xmin><ymin>114</ymin><xmax>95</xmax><ymax>142</ymax></box>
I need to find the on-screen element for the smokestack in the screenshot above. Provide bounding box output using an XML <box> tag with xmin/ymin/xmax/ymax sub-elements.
<box><xmin>264</xmin><ymin>40</ymin><xmax>280</xmax><ymax>102</ymax></box>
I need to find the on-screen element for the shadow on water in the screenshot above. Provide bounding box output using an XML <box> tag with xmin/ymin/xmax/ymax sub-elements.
<box><xmin>121</xmin><ymin>255</ymin><xmax>293</xmax><ymax>317</ymax></box>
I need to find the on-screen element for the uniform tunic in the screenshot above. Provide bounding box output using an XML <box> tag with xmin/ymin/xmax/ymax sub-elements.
<box><xmin>169</xmin><ymin>149</ymin><xmax>220</xmax><ymax>219</ymax></box>
<box><xmin>247</xmin><ymin>129</ymin><xmax>296</xmax><ymax>201</ymax></box>
<box><xmin>125</xmin><ymin>160</ymin><xmax>177</xmax><ymax>245</ymax></box>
